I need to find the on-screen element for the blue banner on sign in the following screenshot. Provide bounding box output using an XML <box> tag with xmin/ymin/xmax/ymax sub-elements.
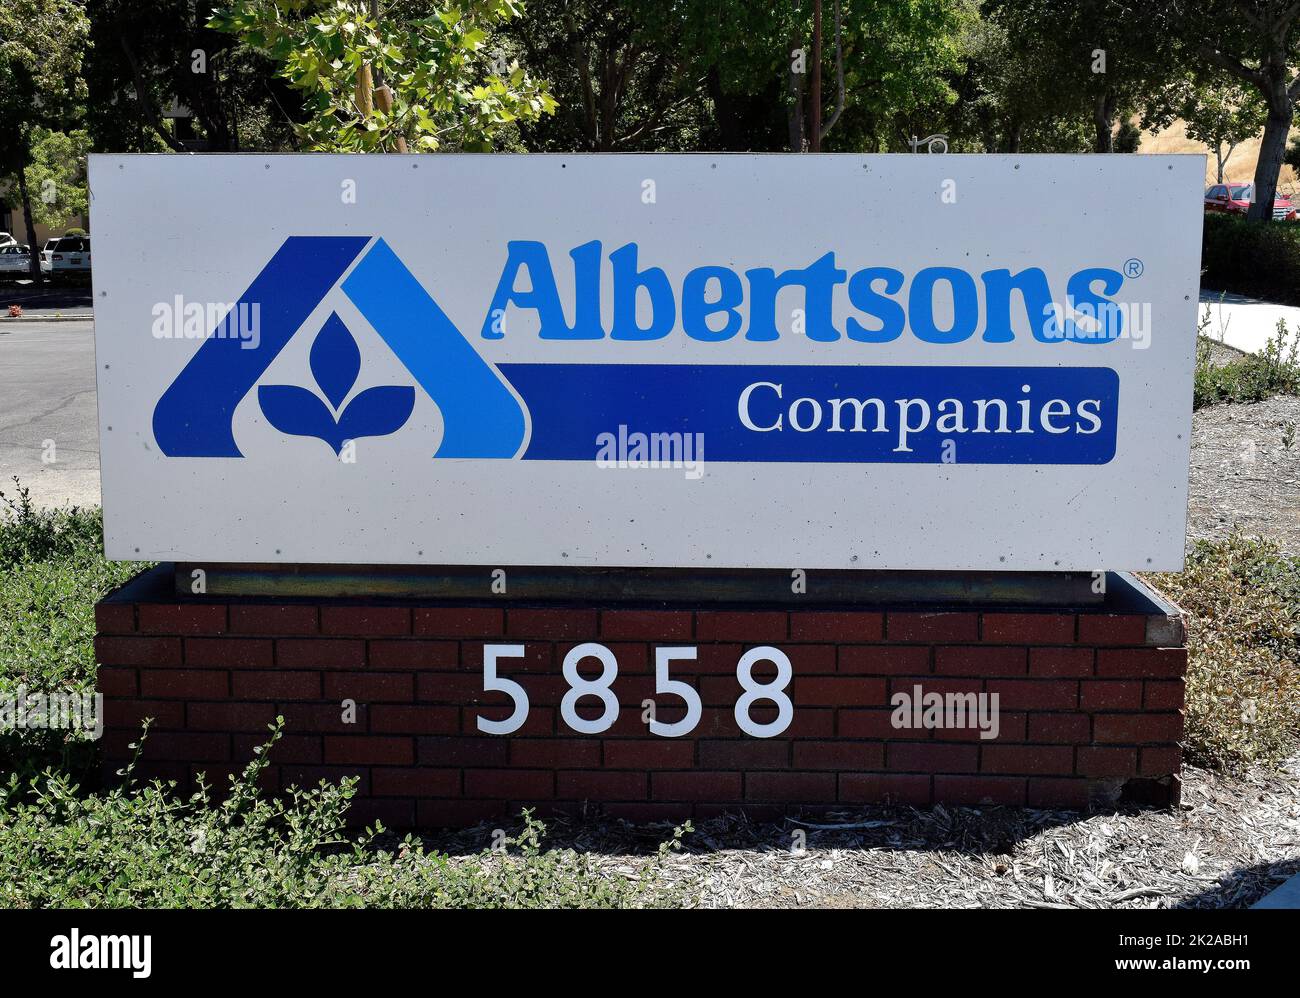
<box><xmin>499</xmin><ymin>364</ymin><xmax>1119</xmax><ymax>464</ymax></box>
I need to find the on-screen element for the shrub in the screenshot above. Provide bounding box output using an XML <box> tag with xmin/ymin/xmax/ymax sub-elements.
<box><xmin>0</xmin><ymin>480</ymin><xmax>141</xmax><ymax>777</ymax></box>
<box><xmin>0</xmin><ymin>720</ymin><xmax>683</xmax><ymax>908</ymax></box>
<box><xmin>1151</xmin><ymin>536</ymin><xmax>1300</xmax><ymax>772</ymax></box>
<box><xmin>0</xmin><ymin>483</ymin><xmax>136</xmax><ymax>696</ymax></box>
<box><xmin>1201</xmin><ymin>211</ymin><xmax>1300</xmax><ymax>306</ymax></box>
<box><xmin>1194</xmin><ymin>319</ymin><xmax>1300</xmax><ymax>408</ymax></box>
<box><xmin>0</xmin><ymin>478</ymin><xmax>105</xmax><ymax>567</ymax></box>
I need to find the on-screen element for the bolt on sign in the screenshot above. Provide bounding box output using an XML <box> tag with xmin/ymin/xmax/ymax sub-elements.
<box><xmin>89</xmin><ymin>154</ymin><xmax>1201</xmax><ymax>570</ymax></box>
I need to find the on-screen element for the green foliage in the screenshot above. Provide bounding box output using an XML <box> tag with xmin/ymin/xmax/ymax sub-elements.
<box><xmin>1201</xmin><ymin>212</ymin><xmax>1300</xmax><ymax>307</ymax></box>
<box><xmin>209</xmin><ymin>0</ymin><xmax>557</xmax><ymax>152</ymax></box>
<box><xmin>1195</xmin><ymin>322</ymin><xmax>1300</xmax><ymax>409</ymax></box>
<box><xmin>984</xmin><ymin>0</ymin><xmax>1175</xmax><ymax>153</ymax></box>
<box><xmin>820</xmin><ymin>0</ymin><xmax>967</xmax><ymax>152</ymax></box>
<box><xmin>1113</xmin><ymin>118</ymin><xmax>1141</xmax><ymax>152</ymax></box>
<box><xmin>1151</xmin><ymin>536</ymin><xmax>1300</xmax><ymax>773</ymax></box>
<box><xmin>0</xmin><ymin>480</ymin><xmax>140</xmax><ymax>777</ymax></box>
<box><xmin>0</xmin><ymin>0</ymin><xmax>90</xmax><ymax>270</ymax></box>
<box><xmin>0</xmin><ymin>480</ymin><xmax>103</xmax><ymax>569</ymax></box>
<box><xmin>0</xmin><ymin>481</ymin><xmax>136</xmax><ymax>697</ymax></box>
<box><xmin>1287</xmin><ymin>134</ymin><xmax>1300</xmax><ymax>173</ymax></box>
<box><xmin>507</xmin><ymin>0</ymin><xmax>712</xmax><ymax>151</ymax></box>
<box><xmin>0</xmin><ymin>0</ymin><xmax>90</xmax><ymax>151</ymax></box>
<box><xmin>82</xmin><ymin>0</ymin><xmax>301</xmax><ymax>154</ymax></box>
<box><xmin>12</xmin><ymin>128</ymin><xmax>91</xmax><ymax>230</ymax></box>
<box><xmin>508</xmin><ymin>0</ymin><xmax>968</xmax><ymax>153</ymax></box>
<box><xmin>1144</xmin><ymin>73</ymin><xmax>1264</xmax><ymax>182</ymax></box>
<box><xmin>0</xmin><ymin>719</ymin><xmax>681</xmax><ymax>907</ymax></box>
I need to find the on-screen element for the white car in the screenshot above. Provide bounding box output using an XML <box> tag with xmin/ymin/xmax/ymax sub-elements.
<box><xmin>47</xmin><ymin>235</ymin><xmax>90</xmax><ymax>278</ymax></box>
<box><xmin>39</xmin><ymin>238</ymin><xmax>59</xmax><ymax>274</ymax></box>
<box><xmin>0</xmin><ymin>244</ymin><xmax>33</xmax><ymax>275</ymax></box>
<box><xmin>0</xmin><ymin>232</ymin><xmax>17</xmax><ymax>249</ymax></box>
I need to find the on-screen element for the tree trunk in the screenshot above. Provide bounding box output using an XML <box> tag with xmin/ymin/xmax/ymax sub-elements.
<box><xmin>15</xmin><ymin>135</ymin><xmax>41</xmax><ymax>281</ymax></box>
<box><xmin>809</xmin><ymin>0</ymin><xmax>822</xmax><ymax>151</ymax></box>
<box><xmin>787</xmin><ymin>30</ymin><xmax>805</xmax><ymax>152</ymax></box>
<box><xmin>1005</xmin><ymin>120</ymin><xmax>1023</xmax><ymax>154</ymax></box>
<box><xmin>1249</xmin><ymin>96</ymin><xmax>1292</xmax><ymax>222</ymax></box>
<box><xmin>1092</xmin><ymin>92</ymin><xmax>1115</xmax><ymax>153</ymax></box>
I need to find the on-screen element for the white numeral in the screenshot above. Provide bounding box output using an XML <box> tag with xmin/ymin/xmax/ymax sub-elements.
<box><xmin>735</xmin><ymin>646</ymin><xmax>793</xmax><ymax>738</ymax></box>
<box><xmin>650</xmin><ymin>646</ymin><xmax>703</xmax><ymax>737</ymax></box>
<box><xmin>477</xmin><ymin>643</ymin><xmax>797</xmax><ymax>739</ymax></box>
<box><xmin>560</xmin><ymin>642</ymin><xmax>620</xmax><ymax>734</ymax></box>
<box><xmin>477</xmin><ymin>644</ymin><xmax>529</xmax><ymax>734</ymax></box>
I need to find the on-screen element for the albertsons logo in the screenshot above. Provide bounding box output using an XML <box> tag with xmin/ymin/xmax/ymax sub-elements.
<box><xmin>152</xmin><ymin>237</ymin><xmax>1125</xmax><ymax>466</ymax></box>
<box><xmin>153</xmin><ymin>237</ymin><xmax>525</xmax><ymax>459</ymax></box>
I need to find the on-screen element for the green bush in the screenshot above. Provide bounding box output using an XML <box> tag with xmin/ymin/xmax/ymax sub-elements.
<box><xmin>0</xmin><ymin>478</ymin><xmax>107</xmax><ymax>568</ymax></box>
<box><xmin>1201</xmin><ymin>212</ymin><xmax>1300</xmax><ymax>305</ymax></box>
<box><xmin>1151</xmin><ymin>536</ymin><xmax>1300</xmax><ymax>772</ymax></box>
<box><xmin>0</xmin><ymin>480</ymin><xmax>141</xmax><ymax>777</ymax></box>
<box><xmin>1194</xmin><ymin>320</ymin><xmax>1300</xmax><ymax>408</ymax></box>
<box><xmin>0</xmin><ymin>720</ymin><xmax>682</xmax><ymax>908</ymax></box>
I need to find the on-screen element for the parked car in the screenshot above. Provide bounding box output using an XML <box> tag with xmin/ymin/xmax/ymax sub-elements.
<box><xmin>0</xmin><ymin>244</ymin><xmax>33</xmax><ymax>275</ymax></box>
<box><xmin>1204</xmin><ymin>182</ymin><xmax>1298</xmax><ymax>221</ymax></box>
<box><xmin>0</xmin><ymin>232</ymin><xmax>16</xmax><ymax>248</ymax></box>
<box><xmin>39</xmin><ymin>237</ymin><xmax>59</xmax><ymax>274</ymax></box>
<box><xmin>47</xmin><ymin>235</ymin><xmax>90</xmax><ymax>278</ymax></box>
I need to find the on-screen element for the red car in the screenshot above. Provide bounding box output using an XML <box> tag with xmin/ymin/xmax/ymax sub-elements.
<box><xmin>1205</xmin><ymin>182</ymin><xmax>1298</xmax><ymax>221</ymax></box>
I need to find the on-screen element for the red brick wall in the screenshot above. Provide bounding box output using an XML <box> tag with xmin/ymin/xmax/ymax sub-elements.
<box><xmin>95</xmin><ymin>576</ymin><xmax>1187</xmax><ymax>828</ymax></box>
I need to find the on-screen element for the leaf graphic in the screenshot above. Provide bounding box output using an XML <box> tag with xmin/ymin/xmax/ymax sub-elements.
<box><xmin>258</xmin><ymin>384</ymin><xmax>346</xmax><ymax>454</ymax></box>
<box><xmin>309</xmin><ymin>312</ymin><xmax>361</xmax><ymax>410</ymax></box>
<box><xmin>337</xmin><ymin>385</ymin><xmax>416</xmax><ymax>443</ymax></box>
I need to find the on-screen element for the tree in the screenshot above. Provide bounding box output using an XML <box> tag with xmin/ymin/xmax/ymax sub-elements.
<box><xmin>1152</xmin><ymin>0</ymin><xmax>1300</xmax><ymax>221</ymax></box>
<box><xmin>506</xmin><ymin>0</ymin><xmax>709</xmax><ymax>151</ymax></box>
<box><xmin>947</xmin><ymin>1</ymin><xmax>1091</xmax><ymax>152</ymax></box>
<box><xmin>1144</xmin><ymin>74</ymin><xmax>1266</xmax><ymax>182</ymax></box>
<box><xmin>731</xmin><ymin>0</ymin><xmax>966</xmax><ymax>153</ymax></box>
<box><xmin>1285</xmin><ymin>132</ymin><xmax>1300</xmax><ymax>173</ymax></box>
<box><xmin>0</xmin><ymin>0</ymin><xmax>90</xmax><ymax>278</ymax></box>
<box><xmin>987</xmin><ymin>0</ymin><xmax>1173</xmax><ymax>154</ymax></box>
<box><xmin>1114</xmin><ymin>117</ymin><xmax>1141</xmax><ymax>151</ymax></box>
<box><xmin>811</xmin><ymin>0</ymin><xmax>966</xmax><ymax>152</ymax></box>
<box><xmin>83</xmin><ymin>0</ymin><xmax>303</xmax><ymax>154</ymax></box>
<box><xmin>209</xmin><ymin>0</ymin><xmax>557</xmax><ymax>152</ymax></box>
<box><xmin>8</xmin><ymin>128</ymin><xmax>92</xmax><ymax>231</ymax></box>
<box><xmin>506</xmin><ymin>0</ymin><xmax>967</xmax><ymax>155</ymax></box>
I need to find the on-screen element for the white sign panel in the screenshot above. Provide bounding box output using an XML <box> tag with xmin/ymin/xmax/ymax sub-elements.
<box><xmin>90</xmin><ymin>153</ymin><xmax>1201</xmax><ymax>570</ymax></box>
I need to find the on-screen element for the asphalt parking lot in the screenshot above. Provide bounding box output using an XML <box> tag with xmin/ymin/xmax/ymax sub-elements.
<box><xmin>0</xmin><ymin>319</ymin><xmax>101</xmax><ymax>509</ymax></box>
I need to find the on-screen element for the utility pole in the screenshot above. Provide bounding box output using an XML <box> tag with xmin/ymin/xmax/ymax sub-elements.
<box><xmin>809</xmin><ymin>0</ymin><xmax>822</xmax><ymax>151</ymax></box>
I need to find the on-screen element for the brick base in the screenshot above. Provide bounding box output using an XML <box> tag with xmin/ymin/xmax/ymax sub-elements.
<box><xmin>95</xmin><ymin>568</ymin><xmax>1187</xmax><ymax>827</ymax></box>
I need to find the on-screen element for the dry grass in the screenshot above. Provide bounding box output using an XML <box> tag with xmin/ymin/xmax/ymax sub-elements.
<box><xmin>1141</xmin><ymin>117</ymin><xmax>1300</xmax><ymax>190</ymax></box>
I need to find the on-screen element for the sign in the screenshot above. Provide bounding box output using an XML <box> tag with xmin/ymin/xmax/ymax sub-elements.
<box><xmin>89</xmin><ymin>154</ymin><xmax>1201</xmax><ymax>569</ymax></box>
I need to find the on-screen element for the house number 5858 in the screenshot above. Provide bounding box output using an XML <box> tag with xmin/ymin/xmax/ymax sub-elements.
<box><xmin>475</xmin><ymin>643</ymin><xmax>793</xmax><ymax>739</ymax></box>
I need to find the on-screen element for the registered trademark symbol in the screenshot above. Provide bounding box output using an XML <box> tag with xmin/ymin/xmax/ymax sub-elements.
<box><xmin>1123</xmin><ymin>258</ymin><xmax>1144</xmax><ymax>278</ymax></box>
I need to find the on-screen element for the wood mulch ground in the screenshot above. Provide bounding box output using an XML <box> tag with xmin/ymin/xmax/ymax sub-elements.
<box><xmin>427</xmin><ymin>756</ymin><xmax>1299</xmax><ymax>908</ymax></box>
<box><xmin>1187</xmin><ymin>393</ymin><xmax>1300</xmax><ymax>555</ymax></box>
